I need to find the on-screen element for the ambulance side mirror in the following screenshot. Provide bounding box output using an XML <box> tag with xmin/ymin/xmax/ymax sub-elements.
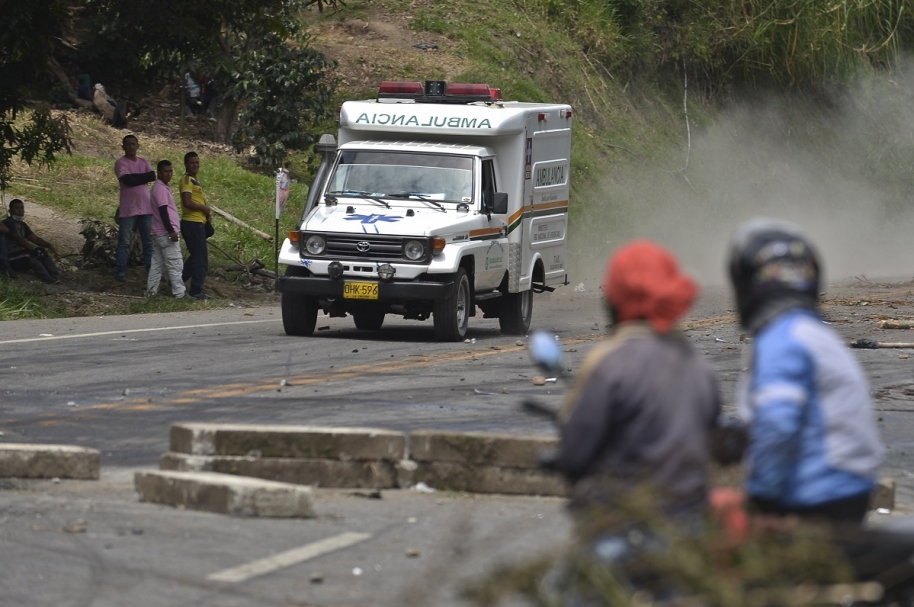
<box><xmin>486</xmin><ymin>191</ymin><xmax>508</xmax><ymax>215</ymax></box>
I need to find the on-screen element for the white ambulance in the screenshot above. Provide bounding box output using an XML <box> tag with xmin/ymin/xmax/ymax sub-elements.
<box><xmin>277</xmin><ymin>80</ymin><xmax>571</xmax><ymax>341</ymax></box>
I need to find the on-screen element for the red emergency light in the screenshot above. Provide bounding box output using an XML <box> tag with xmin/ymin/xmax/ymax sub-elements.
<box><xmin>377</xmin><ymin>81</ymin><xmax>425</xmax><ymax>98</ymax></box>
<box><xmin>446</xmin><ymin>83</ymin><xmax>492</xmax><ymax>97</ymax></box>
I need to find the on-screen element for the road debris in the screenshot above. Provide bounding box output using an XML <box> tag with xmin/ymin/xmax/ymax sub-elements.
<box><xmin>309</xmin><ymin>572</ymin><xmax>324</xmax><ymax>583</ymax></box>
<box><xmin>532</xmin><ymin>376</ymin><xmax>546</xmax><ymax>386</ymax></box>
<box><xmin>406</xmin><ymin>548</ymin><xmax>420</xmax><ymax>558</ymax></box>
<box><xmin>352</xmin><ymin>567</ymin><xmax>363</xmax><ymax>576</ymax></box>
<box><xmin>515</xmin><ymin>340</ymin><xmax>524</xmax><ymax>346</ymax></box>
<box><xmin>351</xmin><ymin>490</ymin><xmax>382</xmax><ymax>499</ymax></box>
<box><xmin>849</xmin><ymin>338</ymin><xmax>914</xmax><ymax>349</ymax></box>
<box><xmin>879</xmin><ymin>319</ymin><xmax>914</xmax><ymax>330</ymax></box>
<box><xmin>412</xmin><ymin>482</ymin><xmax>435</xmax><ymax>493</ymax></box>
<box><xmin>574</xmin><ymin>283</ymin><xmax>585</xmax><ymax>292</ymax></box>
<box><xmin>473</xmin><ymin>388</ymin><xmax>496</xmax><ymax>395</ymax></box>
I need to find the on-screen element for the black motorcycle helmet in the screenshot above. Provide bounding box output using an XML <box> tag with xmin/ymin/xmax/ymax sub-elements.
<box><xmin>728</xmin><ymin>218</ymin><xmax>821</xmax><ymax>331</ymax></box>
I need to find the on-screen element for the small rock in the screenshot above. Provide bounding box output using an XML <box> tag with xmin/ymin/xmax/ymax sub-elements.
<box><xmin>318</xmin><ymin>326</ymin><xmax>330</xmax><ymax>331</ymax></box>
<box><xmin>515</xmin><ymin>340</ymin><xmax>524</xmax><ymax>346</ymax></box>
<box><xmin>398</xmin><ymin>459</ymin><xmax>418</xmax><ymax>472</ymax></box>
<box><xmin>123</xmin><ymin>389</ymin><xmax>130</xmax><ymax>396</ymax></box>
<box><xmin>532</xmin><ymin>376</ymin><xmax>547</xmax><ymax>386</ymax></box>
<box><xmin>407</xmin><ymin>516</ymin><xmax>418</xmax><ymax>524</ymax></box>
<box><xmin>899</xmin><ymin>354</ymin><xmax>909</xmax><ymax>360</ymax></box>
<box><xmin>352</xmin><ymin>567</ymin><xmax>363</xmax><ymax>576</ymax></box>
<box><xmin>406</xmin><ymin>548</ymin><xmax>420</xmax><ymax>558</ymax></box>
<box><xmin>310</xmin><ymin>572</ymin><xmax>324</xmax><ymax>583</ymax></box>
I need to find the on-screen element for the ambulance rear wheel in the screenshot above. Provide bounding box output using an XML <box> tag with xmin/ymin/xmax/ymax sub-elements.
<box><xmin>353</xmin><ymin>310</ymin><xmax>385</xmax><ymax>331</ymax></box>
<box><xmin>282</xmin><ymin>291</ymin><xmax>318</xmax><ymax>336</ymax></box>
<box><xmin>434</xmin><ymin>268</ymin><xmax>470</xmax><ymax>341</ymax></box>
<box><xmin>499</xmin><ymin>288</ymin><xmax>533</xmax><ymax>335</ymax></box>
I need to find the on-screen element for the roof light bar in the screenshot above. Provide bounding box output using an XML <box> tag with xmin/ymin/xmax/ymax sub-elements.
<box><xmin>376</xmin><ymin>80</ymin><xmax>503</xmax><ymax>104</ymax></box>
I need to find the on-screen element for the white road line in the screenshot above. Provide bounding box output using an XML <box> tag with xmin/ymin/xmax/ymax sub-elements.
<box><xmin>0</xmin><ymin>319</ymin><xmax>281</xmax><ymax>346</ymax></box>
<box><xmin>207</xmin><ymin>531</ymin><xmax>372</xmax><ymax>584</ymax></box>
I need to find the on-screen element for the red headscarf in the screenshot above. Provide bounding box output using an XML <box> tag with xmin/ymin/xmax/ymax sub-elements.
<box><xmin>602</xmin><ymin>240</ymin><xmax>697</xmax><ymax>333</ymax></box>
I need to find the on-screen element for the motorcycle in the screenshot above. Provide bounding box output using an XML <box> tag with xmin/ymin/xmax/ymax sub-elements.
<box><xmin>502</xmin><ymin>330</ymin><xmax>914</xmax><ymax>607</ymax></box>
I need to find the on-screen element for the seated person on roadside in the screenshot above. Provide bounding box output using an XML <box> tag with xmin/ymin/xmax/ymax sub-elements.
<box><xmin>2</xmin><ymin>198</ymin><xmax>60</xmax><ymax>284</ymax></box>
<box><xmin>728</xmin><ymin>218</ymin><xmax>884</xmax><ymax>526</ymax></box>
<box><xmin>146</xmin><ymin>160</ymin><xmax>186</xmax><ymax>299</ymax></box>
<box><xmin>0</xmin><ymin>219</ymin><xmax>16</xmax><ymax>279</ymax></box>
<box><xmin>554</xmin><ymin>240</ymin><xmax>722</xmax><ymax>530</ymax></box>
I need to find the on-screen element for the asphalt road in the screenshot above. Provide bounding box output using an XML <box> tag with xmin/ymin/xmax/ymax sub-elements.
<box><xmin>2</xmin><ymin>283</ymin><xmax>914</xmax><ymax>607</ymax></box>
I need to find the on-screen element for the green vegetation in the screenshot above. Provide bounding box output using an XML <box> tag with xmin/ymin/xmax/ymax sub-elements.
<box><xmin>0</xmin><ymin>282</ymin><xmax>48</xmax><ymax>320</ymax></box>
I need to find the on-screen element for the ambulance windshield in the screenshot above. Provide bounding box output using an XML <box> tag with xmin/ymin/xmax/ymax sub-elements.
<box><xmin>327</xmin><ymin>151</ymin><xmax>473</xmax><ymax>203</ymax></box>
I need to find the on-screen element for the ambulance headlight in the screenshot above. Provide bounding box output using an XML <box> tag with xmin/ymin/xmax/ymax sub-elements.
<box><xmin>403</xmin><ymin>239</ymin><xmax>425</xmax><ymax>261</ymax></box>
<box><xmin>305</xmin><ymin>234</ymin><xmax>326</xmax><ymax>255</ymax></box>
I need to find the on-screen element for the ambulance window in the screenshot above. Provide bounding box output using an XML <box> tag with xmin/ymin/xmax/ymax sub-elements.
<box><xmin>327</xmin><ymin>151</ymin><xmax>473</xmax><ymax>203</ymax></box>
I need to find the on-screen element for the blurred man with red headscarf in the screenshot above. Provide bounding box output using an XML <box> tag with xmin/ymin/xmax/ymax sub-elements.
<box><xmin>554</xmin><ymin>240</ymin><xmax>722</xmax><ymax>522</ymax></box>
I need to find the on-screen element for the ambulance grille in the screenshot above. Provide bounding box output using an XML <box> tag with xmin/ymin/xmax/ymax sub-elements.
<box><xmin>325</xmin><ymin>234</ymin><xmax>404</xmax><ymax>261</ymax></box>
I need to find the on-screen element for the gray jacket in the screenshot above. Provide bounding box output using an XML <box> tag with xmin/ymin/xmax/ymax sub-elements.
<box><xmin>556</xmin><ymin>323</ymin><xmax>721</xmax><ymax>516</ymax></box>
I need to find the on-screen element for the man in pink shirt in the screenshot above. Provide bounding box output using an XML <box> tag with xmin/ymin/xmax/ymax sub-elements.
<box><xmin>146</xmin><ymin>160</ymin><xmax>186</xmax><ymax>299</ymax></box>
<box><xmin>114</xmin><ymin>134</ymin><xmax>155</xmax><ymax>282</ymax></box>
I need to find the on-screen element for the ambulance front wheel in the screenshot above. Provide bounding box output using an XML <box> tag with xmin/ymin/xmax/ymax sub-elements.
<box><xmin>434</xmin><ymin>268</ymin><xmax>470</xmax><ymax>341</ymax></box>
<box><xmin>282</xmin><ymin>291</ymin><xmax>318</xmax><ymax>336</ymax></box>
<box><xmin>499</xmin><ymin>288</ymin><xmax>533</xmax><ymax>335</ymax></box>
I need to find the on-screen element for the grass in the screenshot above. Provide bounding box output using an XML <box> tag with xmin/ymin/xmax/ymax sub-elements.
<box><xmin>0</xmin><ymin>281</ymin><xmax>49</xmax><ymax>320</ymax></box>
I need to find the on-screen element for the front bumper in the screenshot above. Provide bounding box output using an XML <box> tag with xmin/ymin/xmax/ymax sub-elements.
<box><xmin>277</xmin><ymin>275</ymin><xmax>457</xmax><ymax>301</ymax></box>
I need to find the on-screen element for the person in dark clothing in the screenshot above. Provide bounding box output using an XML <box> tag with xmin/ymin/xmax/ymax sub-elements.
<box><xmin>0</xmin><ymin>219</ymin><xmax>16</xmax><ymax>279</ymax></box>
<box><xmin>2</xmin><ymin>199</ymin><xmax>60</xmax><ymax>284</ymax></box>
<box><xmin>554</xmin><ymin>240</ymin><xmax>722</xmax><ymax>522</ymax></box>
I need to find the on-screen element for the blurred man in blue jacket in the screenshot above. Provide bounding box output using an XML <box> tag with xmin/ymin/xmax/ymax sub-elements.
<box><xmin>729</xmin><ymin>218</ymin><xmax>883</xmax><ymax>524</ymax></box>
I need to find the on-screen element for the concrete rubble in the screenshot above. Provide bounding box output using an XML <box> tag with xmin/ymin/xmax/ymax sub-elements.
<box><xmin>0</xmin><ymin>443</ymin><xmax>100</xmax><ymax>479</ymax></box>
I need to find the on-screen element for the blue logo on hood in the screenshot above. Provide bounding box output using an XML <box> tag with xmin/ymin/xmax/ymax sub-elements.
<box><xmin>344</xmin><ymin>213</ymin><xmax>402</xmax><ymax>224</ymax></box>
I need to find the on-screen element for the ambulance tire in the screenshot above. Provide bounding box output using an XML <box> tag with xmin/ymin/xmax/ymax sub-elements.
<box><xmin>353</xmin><ymin>310</ymin><xmax>385</xmax><ymax>331</ymax></box>
<box><xmin>434</xmin><ymin>268</ymin><xmax>470</xmax><ymax>341</ymax></box>
<box><xmin>499</xmin><ymin>288</ymin><xmax>533</xmax><ymax>335</ymax></box>
<box><xmin>282</xmin><ymin>291</ymin><xmax>318</xmax><ymax>336</ymax></box>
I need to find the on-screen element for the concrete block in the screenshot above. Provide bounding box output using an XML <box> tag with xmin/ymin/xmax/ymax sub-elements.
<box><xmin>409</xmin><ymin>430</ymin><xmax>557</xmax><ymax>469</ymax></box>
<box><xmin>170</xmin><ymin>424</ymin><xmax>406</xmax><ymax>461</ymax></box>
<box><xmin>160</xmin><ymin>452</ymin><xmax>398</xmax><ymax>489</ymax></box>
<box><xmin>869</xmin><ymin>478</ymin><xmax>895</xmax><ymax>511</ymax></box>
<box><xmin>135</xmin><ymin>470</ymin><xmax>315</xmax><ymax>517</ymax></box>
<box><xmin>0</xmin><ymin>443</ymin><xmax>100</xmax><ymax>479</ymax></box>
<box><xmin>405</xmin><ymin>461</ymin><xmax>568</xmax><ymax>496</ymax></box>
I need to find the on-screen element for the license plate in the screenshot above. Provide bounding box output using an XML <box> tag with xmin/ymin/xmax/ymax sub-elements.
<box><xmin>343</xmin><ymin>281</ymin><xmax>379</xmax><ymax>300</ymax></box>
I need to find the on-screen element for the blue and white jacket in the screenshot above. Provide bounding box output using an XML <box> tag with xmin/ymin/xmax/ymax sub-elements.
<box><xmin>738</xmin><ymin>308</ymin><xmax>884</xmax><ymax>508</ymax></box>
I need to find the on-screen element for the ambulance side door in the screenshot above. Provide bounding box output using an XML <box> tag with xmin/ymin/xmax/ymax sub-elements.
<box><xmin>474</xmin><ymin>157</ymin><xmax>508</xmax><ymax>292</ymax></box>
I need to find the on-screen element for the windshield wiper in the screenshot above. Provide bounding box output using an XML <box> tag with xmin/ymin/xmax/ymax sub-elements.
<box><xmin>327</xmin><ymin>190</ymin><xmax>390</xmax><ymax>209</ymax></box>
<box><xmin>387</xmin><ymin>192</ymin><xmax>446</xmax><ymax>212</ymax></box>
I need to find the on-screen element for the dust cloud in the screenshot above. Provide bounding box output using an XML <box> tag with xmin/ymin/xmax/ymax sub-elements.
<box><xmin>570</xmin><ymin>61</ymin><xmax>914</xmax><ymax>289</ymax></box>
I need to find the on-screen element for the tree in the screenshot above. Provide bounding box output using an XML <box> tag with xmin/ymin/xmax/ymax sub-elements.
<box><xmin>80</xmin><ymin>0</ymin><xmax>339</xmax><ymax>160</ymax></box>
<box><xmin>0</xmin><ymin>0</ymin><xmax>73</xmax><ymax>191</ymax></box>
<box><xmin>230</xmin><ymin>28</ymin><xmax>335</xmax><ymax>167</ymax></box>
